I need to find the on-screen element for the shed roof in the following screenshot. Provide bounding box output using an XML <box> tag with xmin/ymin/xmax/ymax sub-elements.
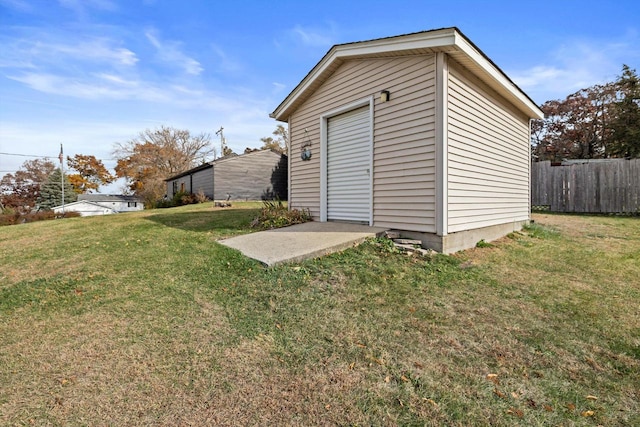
<box><xmin>271</xmin><ymin>27</ymin><xmax>543</xmax><ymax>121</ymax></box>
<box><xmin>53</xmin><ymin>200</ymin><xmax>117</xmax><ymax>212</ymax></box>
<box><xmin>164</xmin><ymin>149</ymin><xmax>285</xmax><ymax>182</ymax></box>
<box><xmin>78</xmin><ymin>194</ymin><xmax>142</xmax><ymax>203</ymax></box>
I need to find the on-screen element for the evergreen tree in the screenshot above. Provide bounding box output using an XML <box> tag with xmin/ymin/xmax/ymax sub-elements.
<box><xmin>37</xmin><ymin>168</ymin><xmax>77</xmax><ymax>210</ymax></box>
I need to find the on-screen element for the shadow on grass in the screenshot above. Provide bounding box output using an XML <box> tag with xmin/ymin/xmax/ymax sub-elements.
<box><xmin>146</xmin><ymin>207</ymin><xmax>259</xmax><ymax>235</ymax></box>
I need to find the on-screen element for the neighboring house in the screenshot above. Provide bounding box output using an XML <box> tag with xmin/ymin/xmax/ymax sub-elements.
<box><xmin>53</xmin><ymin>200</ymin><xmax>117</xmax><ymax>217</ymax></box>
<box><xmin>270</xmin><ymin>27</ymin><xmax>544</xmax><ymax>253</ymax></box>
<box><xmin>52</xmin><ymin>194</ymin><xmax>143</xmax><ymax>217</ymax></box>
<box><xmin>165</xmin><ymin>149</ymin><xmax>287</xmax><ymax>201</ymax></box>
<box><xmin>78</xmin><ymin>194</ymin><xmax>144</xmax><ymax>213</ymax></box>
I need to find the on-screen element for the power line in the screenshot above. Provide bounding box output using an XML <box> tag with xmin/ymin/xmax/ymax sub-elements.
<box><xmin>0</xmin><ymin>152</ymin><xmax>118</xmax><ymax>161</ymax></box>
<box><xmin>0</xmin><ymin>152</ymin><xmax>53</xmax><ymax>158</ymax></box>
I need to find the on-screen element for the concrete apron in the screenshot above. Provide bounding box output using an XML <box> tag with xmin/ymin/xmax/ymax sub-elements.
<box><xmin>218</xmin><ymin>221</ymin><xmax>389</xmax><ymax>266</ymax></box>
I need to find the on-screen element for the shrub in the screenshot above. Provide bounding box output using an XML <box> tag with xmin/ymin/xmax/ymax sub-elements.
<box><xmin>0</xmin><ymin>210</ymin><xmax>80</xmax><ymax>226</ymax></box>
<box><xmin>250</xmin><ymin>199</ymin><xmax>312</xmax><ymax>230</ymax></box>
<box><xmin>194</xmin><ymin>189</ymin><xmax>209</xmax><ymax>204</ymax></box>
<box><xmin>154</xmin><ymin>190</ymin><xmax>210</xmax><ymax>209</ymax></box>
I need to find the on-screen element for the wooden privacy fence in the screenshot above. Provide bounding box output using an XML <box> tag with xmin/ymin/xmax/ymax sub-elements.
<box><xmin>531</xmin><ymin>159</ymin><xmax>640</xmax><ymax>213</ymax></box>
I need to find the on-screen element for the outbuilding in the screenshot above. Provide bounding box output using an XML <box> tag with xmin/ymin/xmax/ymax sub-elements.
<box><xmin>271</xmin><ymin>27</ymin><xmax>543</xmax><ymax>253</ymax></box>
<box><xmin>165</xmin><ymin>149</ymin><xmax>287</xmax><ymax>201</ymax></box>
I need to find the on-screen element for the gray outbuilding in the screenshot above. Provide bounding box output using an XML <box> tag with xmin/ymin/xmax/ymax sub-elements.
<box><xmin>165</xmin><ymin>149</ymin><xmax>287</xmax><ymax>201</ymax></box>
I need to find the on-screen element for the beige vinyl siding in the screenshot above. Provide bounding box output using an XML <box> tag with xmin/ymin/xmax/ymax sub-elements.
<box><xmin>289</xmin><ymin>55</ymin><xmax>437</xmax><ymax>230</ymax></box>
<box><xmin>447</xmin><ymin>60</ymin><xmax>530</xmax><ymax>233</ymax></box>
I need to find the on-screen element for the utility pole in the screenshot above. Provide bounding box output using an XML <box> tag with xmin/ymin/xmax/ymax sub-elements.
<box><xmin>215</xmin><ymin>127</ymin><xmax>226</xmax><ymax>158</ymax></box>
<box><xmin>59</xmin><ymin>143</ymin><xmax>65</xmax><ymax>214</ymax></box>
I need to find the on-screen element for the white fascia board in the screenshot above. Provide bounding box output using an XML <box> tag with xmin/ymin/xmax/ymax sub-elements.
<box><xmin>453</xmin><ymin>33</ymin><xmax>544</xmax><ymax>119</ymax></box>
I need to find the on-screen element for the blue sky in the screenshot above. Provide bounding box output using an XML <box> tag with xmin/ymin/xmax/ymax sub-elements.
<box><xmin>1</xmin><ymin>0</ymin><xmax>639</xmax><ymax>193</ymax></box>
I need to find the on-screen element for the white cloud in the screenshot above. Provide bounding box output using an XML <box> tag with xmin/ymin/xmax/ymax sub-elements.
<box><xmin>58</xmin><ymin>0</ymin><xmax>117</xmax><ymax>14</ymax></box>
<box><xmin>210</xmin><ymin>44</ymin><xmax>242</xmax><ymax>73</ymax></box>
<box><xmin>509</xmin><ymin>35</ymin><xmax>640</xmax><ymax>103</ymax></box>
<box><xmin>0</xmin><ymin>36</ymin><xmax>138</xmax><ymax>68</ymax></box>
<box><xmin>290</xmin><ymin>24</ymin><xmax>336</xmax><ymax>47</ymax></box>
<box><xmin>7</xmin><ymin>72</ymin><xmax>168</xmax><ymax>102</ymax></box>
<box><xmin>0</xmin><ymin>0</ymin><xmax>33</xmax><ymax>12</ymax></box>
<box><xmin>145</xmin><ymin>29</ymin><xmax>203</xmax><ymax>76</ymax></box>
<box><xmin>272</xmin><ymin>82</ymin><xmax>286</xmax><ymax>92</ymax></box>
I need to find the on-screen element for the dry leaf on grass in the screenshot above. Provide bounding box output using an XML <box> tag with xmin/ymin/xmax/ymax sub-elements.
<box><xmin>506</xmin><ymin>408</ymin><xmax>524</xmax><ymax>418</ymax></box>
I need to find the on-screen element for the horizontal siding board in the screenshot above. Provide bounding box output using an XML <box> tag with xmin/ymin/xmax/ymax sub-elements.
<box><xmin>448</xmin><ymin>102</ymin><xmax>529</xmax><ymax>142</ymax></box>
<box><xmin>449</xmin><ymin>80</ymin><xmax>529</xmax><ymax>129</ymax></box>
<box><xmin>448</xmin><ymin>90</ymin><xmax>527</xmax><ymax>140</ymax></box>
<box><xmin>213</xmin><ymin>151</ymin><xmax>286</xmax><ymax>200</ymax></box>
<box><xmin>447</xmin><ymin>165</ymin><xmax>529</xmax><ymax>188</ymax></box>
<box><xmin>448</xmin><ymin>136</ymin><xmax>528</xmax><ymax>174</ymax></box>
<box><xmin>447</xmin><ymin>153</ymin><xmax>527</xmax><ymax>181</ymax></box>
<box><xmin>374</xmin><ymin>133</ymin><xmax>437</xmax><ymax>154</ymax></box>
<box><xmin>449</xmin><ymin>191</ymin><xmax>528</xmax><ymax>201</ymax></box>
<box><xmin>447</xmin><ymin>121</ymin><xmax>529</xmax><ymax>165</ymax></box>
<box><xmin>448</xmin><ymin>213</ymin><xmax>529</xmax><ymax>233</ymax></box>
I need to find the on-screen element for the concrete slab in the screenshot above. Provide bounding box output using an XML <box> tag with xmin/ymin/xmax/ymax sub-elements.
<box><xmin>218</xmin><ymin>222</ymin><xmax>388</xmax><ymax>266</ymax></box>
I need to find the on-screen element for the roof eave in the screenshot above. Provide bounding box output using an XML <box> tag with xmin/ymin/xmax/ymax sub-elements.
<box><xmin>271</xmin><ymin>27</ymin><xmax>543</xmax><ymax>121</ymax></box>
<box><xmin>451</xmin><ymin>32</ymin><xmax>544</xmax><ymax>119</ymax></box>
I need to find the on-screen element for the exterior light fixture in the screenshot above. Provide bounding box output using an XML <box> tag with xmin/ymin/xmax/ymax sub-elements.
<box><xmin>380</xmin><ymin>90</ymin><xmax>390</xmax><ymax>103</ymax></box>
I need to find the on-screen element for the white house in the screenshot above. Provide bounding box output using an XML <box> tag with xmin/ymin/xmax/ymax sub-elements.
<box><xmin>271</xmin><ymin>27</ymin><xmax>544</xmax><ymax>253</ymax></box>
<box><xmin>53</xmin><ymin>200</ymin><xmax>117</xmax><ymax>216</ymax></box>
<box><xmin>53</xmin><ymin>194</ymin><xmax>143</xmax><ymax>217</ymax></box>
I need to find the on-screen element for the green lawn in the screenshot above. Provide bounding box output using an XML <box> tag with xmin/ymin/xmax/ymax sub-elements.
<box><xmin>1</xmin><ymin>203</ymin><xmax>638</xmax><ymax>426</ymax></box>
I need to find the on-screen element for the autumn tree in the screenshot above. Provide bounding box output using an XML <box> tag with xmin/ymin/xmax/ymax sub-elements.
<box><xmin>113</xmin><ymin>126</ymin><xmax>213</xmax><ymax>204</ymax></box>
<box><xmin>609</xmin><ymin>65</ymin><xmax>640</xmax><ymax>157</ymax></box>
<box><xmin>37</xmin><ymin>168</ymin><xmax>77</xmax><ymax>210</ymax></box>
<box><xmin>0</xmin><ymin>159</ymin><xmax>56</xmax><ymax>214</ymax></box>
<box><xmin>66</xmin><ymin>154</ymin><xmax>115</xmax><ymax>194</ymax></box>
<box><xmin>532</xmin><ymin>83</ymin><xmax>616</xmax><ymax>161</ymax></box>
<box><xmin>260</xmin><ymin>124</ymin><xmax>288</xmax><ymax>154</ymax></box>
<box><xmin>222</xmin><ymin>146</ymin><xmax>235</xmax><ymax>157</ymax></box>
<box><xmin>532</xmin><ymin>65</ymin><xmax>640</xmax><ymax>161</ymax></box>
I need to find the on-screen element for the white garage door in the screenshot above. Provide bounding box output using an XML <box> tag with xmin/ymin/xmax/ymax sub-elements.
<box><xmin>327</xmin><ymin>105</ymin><xmax>371</xmax><ymax>223</ymax></box>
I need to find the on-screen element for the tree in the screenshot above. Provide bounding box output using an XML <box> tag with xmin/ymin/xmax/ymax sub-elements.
<box><xmin>260</xmin><ymin>124</ymin><xmax>288</xmax><ymax>154</ymax></box>
<box><xmin>113</xmin><ymin>126</ymin><xmax>213</xmax><ymax>204</ymax></box>
<box><xmin>66</xmin><ymin>154</ymin><xmax>115</xmax><ymax>194</ymax></box>
<box><xmin>532</xmin><ymin>65</ymin><xmax>640</xmax><ymax>161</ymax></box>
<box><xmin>37</xmin><ymin>168</ymin><xmax>77</xmax><ymax>210</ymax></box>
<box><xmin>1</xmin><ymin>159</ymin><xmax>56</xmax><ymax>214</ymax></box>
<box><xmin>532</xmin><ymin>83</ymin><xmax>616</xmax><ymax>161</ymax></box>
<box><xmin>609</xmin><ymin>65</ymin><xmax>640</xmax><ymax>158</ymax></box>
<box><xmin>222</xmin><ymin>146</ymin><xmax>235</xmax><ymax>157</ymax></box>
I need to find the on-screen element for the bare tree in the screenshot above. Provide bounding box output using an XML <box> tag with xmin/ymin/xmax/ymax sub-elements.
<box><xmin>113</xmin><ymin>126</ymin><xmax>213</xmax><ymax>204</ymax></box>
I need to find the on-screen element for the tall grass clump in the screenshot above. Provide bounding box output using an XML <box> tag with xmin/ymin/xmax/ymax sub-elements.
<box><xmin>250</xmin><ymin>199</ymin><xmax>311</xmax><ymax>229</ymax></box>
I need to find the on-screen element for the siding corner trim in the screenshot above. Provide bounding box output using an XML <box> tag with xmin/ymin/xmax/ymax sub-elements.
<box><xmin>435</xmin><ymin>52</ymin><xmax>449</xmax><ymax>236</ymax></box>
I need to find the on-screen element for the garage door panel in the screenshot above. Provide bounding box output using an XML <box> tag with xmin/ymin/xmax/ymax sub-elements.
<box><xmin>327</xmin><ymin>105</ymin><xmax>371</xmax><ymax>223</ymax></box>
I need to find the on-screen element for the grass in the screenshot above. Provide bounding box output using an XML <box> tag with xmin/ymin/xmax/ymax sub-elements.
<box><xmin>0</xmin><ymin>204</ymin><xmax>638</xmax><ymax>426</ymax></box>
